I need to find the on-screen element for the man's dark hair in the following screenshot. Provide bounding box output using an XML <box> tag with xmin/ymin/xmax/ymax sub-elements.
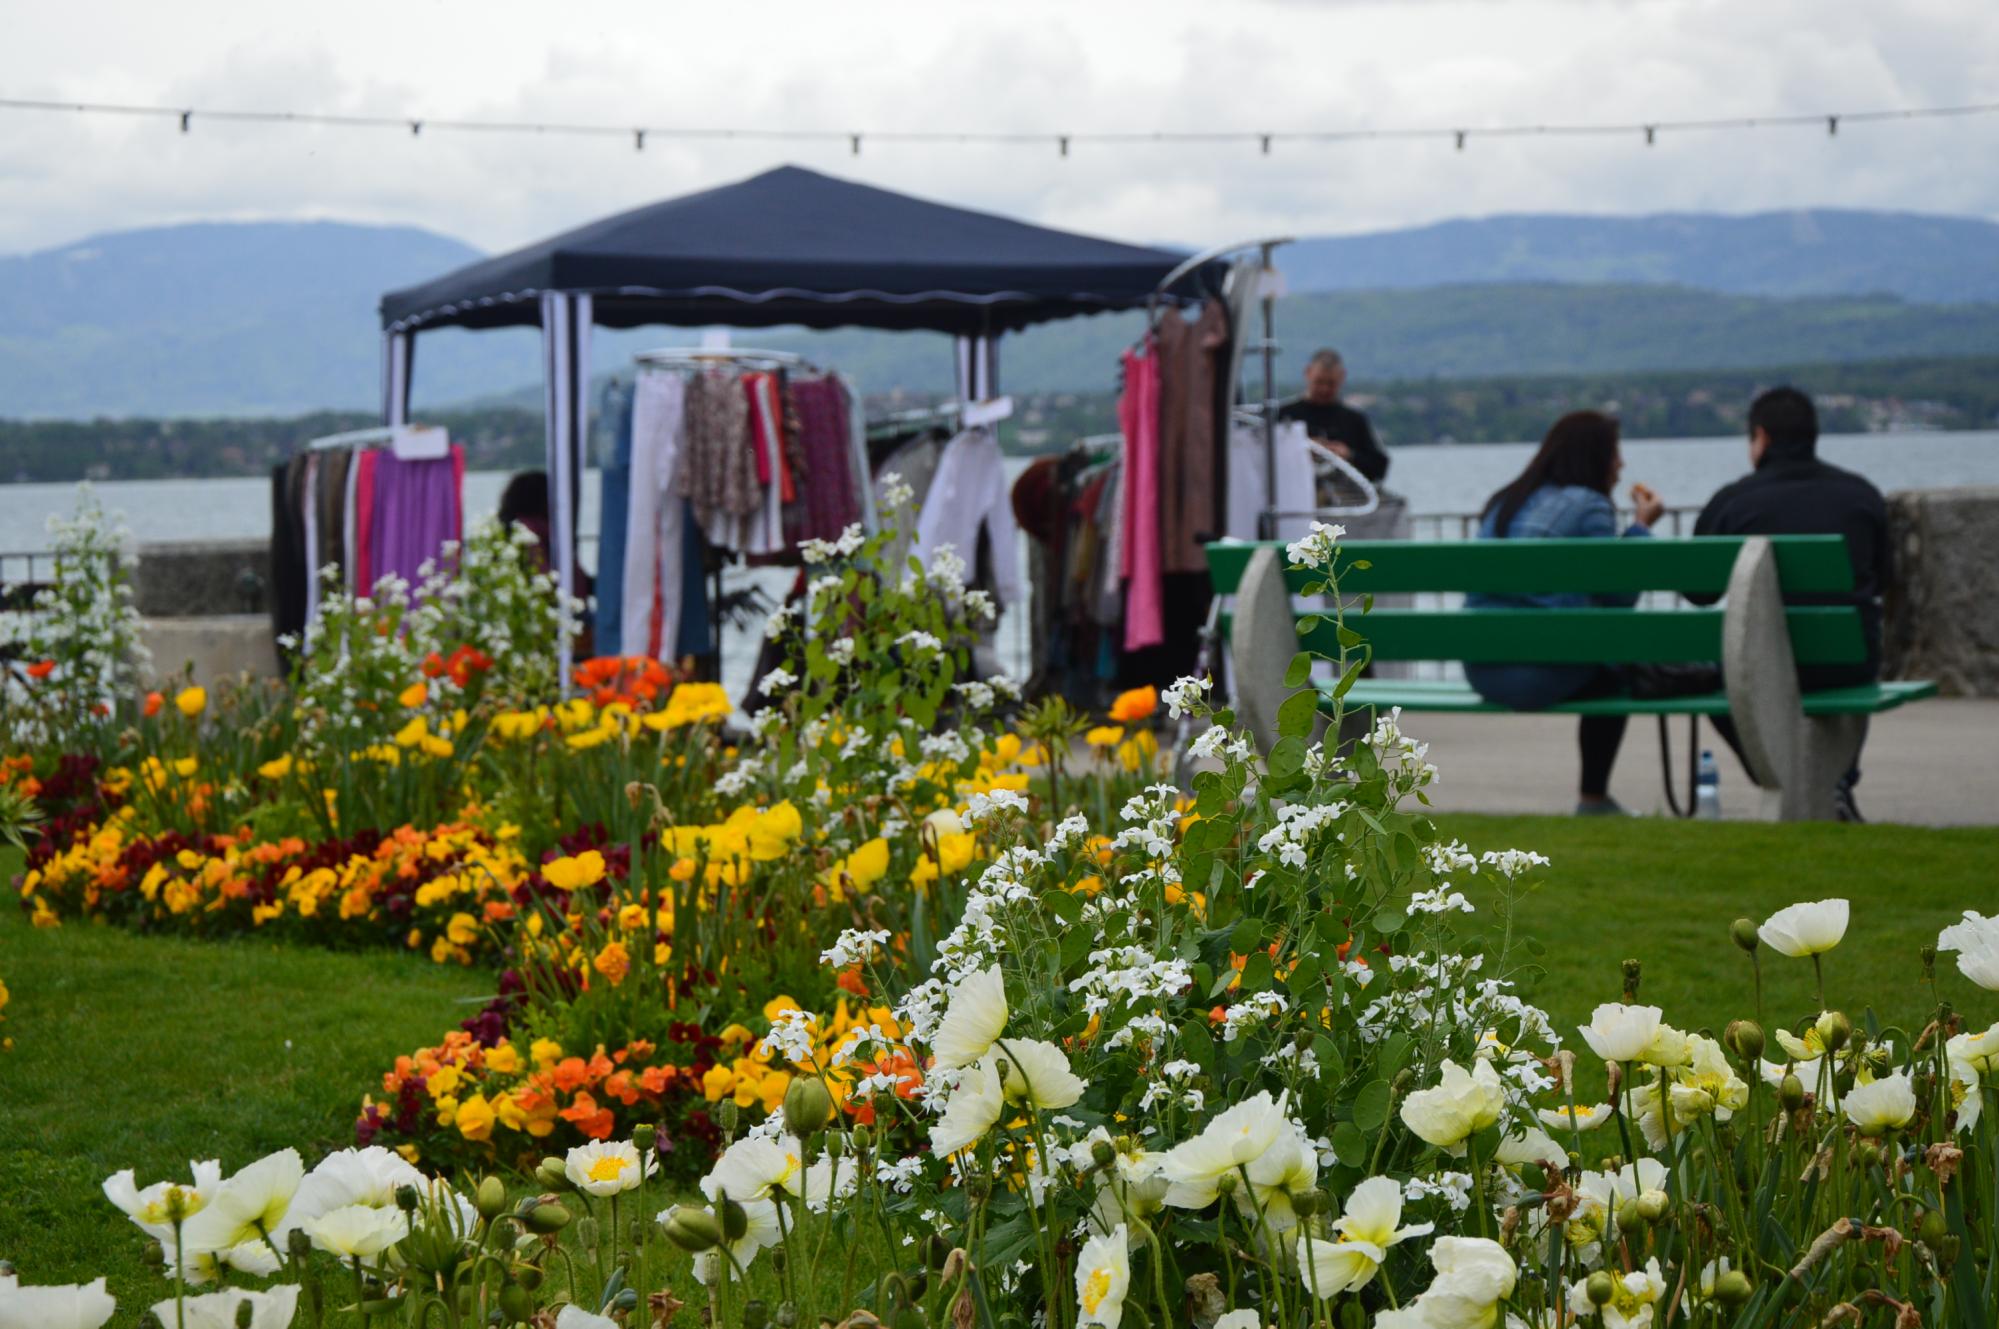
<box><xmin>1749</xmin><ymin>387</ymin><xmax>1818</xmax><ymax>457</ymax></box>
<box><xmin>497</xmin><ymin>470</ymin><xmax>549</xmax><ymax>526</ymax></box>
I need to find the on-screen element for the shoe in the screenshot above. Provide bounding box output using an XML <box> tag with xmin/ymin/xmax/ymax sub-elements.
<box><xmin>1833</xmin><ymin>784</ymin><xmax>1865</xmax><ymax>823</ymax></box>
<box><xmin>1575</xmin><ymin>798</ymin><xmax>1631</xmax><ymax>817</ymax></box>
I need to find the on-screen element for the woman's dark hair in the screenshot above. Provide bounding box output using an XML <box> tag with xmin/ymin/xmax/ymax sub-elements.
<box><xmin>497</xmin><ymin>470</ymin><xmax>549</xmax><ymax>527</ymax></box>
<box><xmin>1481</xmin><ymin>411</ymin><xmax>1621</xmax><ymax>536</ymax></box>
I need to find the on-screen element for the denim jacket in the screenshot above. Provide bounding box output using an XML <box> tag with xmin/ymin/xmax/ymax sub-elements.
<box><xmin>1464</xmin><ymin>484</ymin><xmax>1650</xmax><ymax>709</ymax></box>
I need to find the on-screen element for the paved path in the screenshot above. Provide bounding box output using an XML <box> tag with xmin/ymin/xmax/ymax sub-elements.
<box><xmin>1398</xmin><ymin>697</ymin><xmax>1997</xmax><ymax>827</ymax></box>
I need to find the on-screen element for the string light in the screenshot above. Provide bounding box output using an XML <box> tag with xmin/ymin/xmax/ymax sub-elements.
<box><xmin>0</xmin><ymin>93</ymin><xmax>1994</xmax><ymax>155</ymax></box>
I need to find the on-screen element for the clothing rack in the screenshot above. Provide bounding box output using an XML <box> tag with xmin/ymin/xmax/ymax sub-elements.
<box><xmin>1154</xmin><ymin>236</ymin><xmax>1295</xmax><ymax>537</ymax></box>
<box><xmin>634</xmin><ymin>346</ymin><xmax>816</xmax><ymax>371</ymax></box>
<box><xmin>305</xmin><ymin>424</ymin><xmax>398</xmax><ymax>452</ymax></box>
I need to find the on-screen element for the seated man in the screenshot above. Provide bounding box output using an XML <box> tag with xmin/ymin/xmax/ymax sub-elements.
<box><xmin>1689</xmin><ymin>387</ymin><xmax>1891</xmax><ymax>821</ymax></box>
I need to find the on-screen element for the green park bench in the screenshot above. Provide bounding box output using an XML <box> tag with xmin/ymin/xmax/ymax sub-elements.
<box><xmin>1203</xmin><ymin>535</ymin><xmax>1938</xmax><ymax>821</ymax></box>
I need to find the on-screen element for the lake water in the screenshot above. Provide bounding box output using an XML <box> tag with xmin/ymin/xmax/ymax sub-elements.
<box><xmin>5</xmin><ymin>429</ymin><xmax>1995</xmax><ymax>697</ymax></box>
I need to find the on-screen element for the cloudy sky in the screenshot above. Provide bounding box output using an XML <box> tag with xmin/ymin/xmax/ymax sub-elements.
<box><xmin>4</xmin><ymin>0</ymin><xmax>1997</xmax><ymax>256</ymax></box>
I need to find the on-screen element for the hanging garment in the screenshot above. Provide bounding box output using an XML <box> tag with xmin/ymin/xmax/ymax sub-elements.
<box><xmin>351</xmin><ymin>449</ymin><xmax>379</xmax><ymax>594</ymax></box>
<box><xmin>314</xmin><ymin>447</ymin><xmax>352</xmax><ymax>591</ymax></box>
<box><xmin>914</xmin><ymin>426</ymin><xmax>1022</xmax><ymax>609</ymax></box>
<box><xmin>368</xmin><ymin>446</ymin><xmax>465</xmax><ymax>591</ymax></box>
<box><xmin>743</xmin><ymin>371</ymin><xmax>790</xmax><ymax>555</ymax></box>
<box><xmin>677</xmin><ymin>370</ymin><xmax>759</xmax><ymax>547</ymax></box>
<box><xmin>625</xmin><ymin>371</ymin><xmax>689</xmax><ymax>658</ymax></box>
<box><xmin>675</xmin><ymin>510</ymin><xmax>714</xmax><ymax>660</ymax></box>
<box><xmin>302</xmin><ymin>454</ymin><xmax>323</xmax><ymax>625</ymax></box>
<box><xmin>594</xmin><ymin>383</ymin><xmax>636</xmax><ymax>655</ymax></box>
<box><xmin>874</xmin><ymin>432</ymin><xmax>944</xmax><ymax>573</ymax></box>
<box><xmin>1094</xmin><ymin>461</ymin><xmax>1125</xmax><ymax>629</ymax></box>
<box><xmin>1118</xmin><ymin>339</ymin><xmax>1164</xmax><ymax>651</ymax></box>
<box><xmin>270</xmin><ymin>459</ymin><xmax>309</xmax><ymax>655</ymax></box>
<box><xmin>1156</xmin><ymin>299</ymin><xmax>1231</xmax><ymax>574</ymax></box>
<box><xmin>1227</xmin><ymin>420</ymin><xmax>1317</xmax><ymax>544</ymax></box>
<box><xmin>793</xmin><ymin>376</ymin><xmax>860</xmax><ymax>542</ymax></box>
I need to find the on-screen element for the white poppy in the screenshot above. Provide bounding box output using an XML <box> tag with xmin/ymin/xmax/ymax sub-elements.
<box><xmin>150</xmin><ymin>1285</ymin><xmax>300</xmax><ymax>1329</ymax></box>
<box><xmin>556</xmin><ymin>1306</ymin><xmax>621</xmax><ymax>1329</ymax></box>
<box><xmin>1568</xmin><ymin>1256</ymin><xmax>1665</xmax><ymax>1329</ymax></box>
<box><xmin>1496</xmin><ymin>1126</ymin><xmax>1569</xmax><ymax>1171</ymax></box>
<box><xmin>1578</xmin><ymin>1004</ymin><xmax>1663</xmax><ymax>1064</ymax></box>
<box><xmin>1948</xmin><ymin>1024</ymin><xmax>1999</xmax><ymax>1076</ymax></box>
<box><xmin>1843</xmin><ymin>1071</ymin><xmax>1916</xmax><ymax>1135</ymax></box>
<box><xmin>1213</xmin><ymin>1314</ymin><xmax>1261</xmax><ymax>1329</ymax></box>
<box><xmin>159</xmin><ymin>1235</ymin><xmax>281</xmax><ymax>1286</ymax></box>
<box><xmin>1074</xmin><ymin>1224</ymin><xmax>1132</xmax><ymax>1329</ymax></box>
<box><xmin>929</xmin><ymin>1058</ymin><xmax>1006</xmax><ymax>1157</ymax></box>
<box><xmin>931</xmin><ymin>966</ymin><xmax>1009</xmax><ymax>1069</ymax></box>
<box><xmin>994</xmin><ymin>1038</ymin><xmax>1086</xmax><ymax>1110</ymax></box>
<box><xmin>1537</xmin><ymin>1104</ymin><xmax>1612</xmax><ymax>1133</ymax></box>
<box><xmin>1242</xmin><ymin>1123</ymin><xmax>1318</xmax><ymax>1233</ymax></box>
<box><xmin>704</xmin><ymin>1136</ymin><xmax>805</xmax><ymax>1203</ymax></box>
<box><xmin>102</xmin><ymin>1159</ymin><xmax>222</xmax><ymax>1240</ymax></box>
<box><xmin>307</xmin><ymin>1202</ymin><xmax>409</xmax><ymax>1259</ymax></box>
<box><xmin>1398</xmin><ymin>1059</ymin><xmax>1505</xmax><ymax>1149</ymax></box>
<box><xmin>1936</xmin><ymin>912</ymin><xmax>1999</xmax><ymax>991</ymax></box>
<box><xmin>564</xmin><ymin>1140</ymin><xmax>657</xmax><ymax>1197</ymax></box>
<box><xmin>1407</xmin><ymin>1236</ymin><xmax>1519</xmax><ymax>1326</ymax></box>
<box><xmin>1300</xmin><ymin>1175</ymin><xmax>1433</xmax><ymax>1298</ymax></box>
<box><xmin>0</xmin><ymin>1276</ymin><xmax>117</xmax><ymax>1329</ymax></box>
<box><xmin>180</xmin><ymin>1148</ymin><xmax>303</xmax><ymax>1257</ymax></box>
<box><xmin>1948</xmin><ymin>1058</ymin><xmax>1983</xmax><ymax>1134</ymax></box>
<box><xmin>1160</xmin><ymin>1091</ymin><xmax>1292</xmax><ymax>1207</ymax></box>
<box><xmin>279</xmin><ymin>1146</ymin><xmax>425</xmax><ymax>1239</ymax></box>
<box><xmin>1758</xmin><ymin>898</ymin><xmax>1849</xmax><ymax>958</ymax></box>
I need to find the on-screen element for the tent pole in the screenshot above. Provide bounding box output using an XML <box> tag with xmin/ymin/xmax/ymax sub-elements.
<box><xmin>1259</xmin><ymin>241</ymin><xmax>1278</xmax><ymax>539</ymax></box>
<box><xmin>541</xmin><ymin>292</ymin><xmax>592</xmax><ymax>697</ymax></box>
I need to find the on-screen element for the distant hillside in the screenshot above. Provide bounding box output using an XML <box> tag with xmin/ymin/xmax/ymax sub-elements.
<box><xmin>1279</xmin><ymin>210</ymin><xmax>1999</xmax><ymax>303</ymax></box>
<box><xmin>6</xmin><ymin>209</ymin><xmax>1999</xmax><ymax>418</ymax></box>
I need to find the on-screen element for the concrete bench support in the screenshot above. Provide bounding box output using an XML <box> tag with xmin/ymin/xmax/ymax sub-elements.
<box><xmin>1720</xmin><ymin>537</ymin><xmax>1864</xmax><ymax>822</ymax></box>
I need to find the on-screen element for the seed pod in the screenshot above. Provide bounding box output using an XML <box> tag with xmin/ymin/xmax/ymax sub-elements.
<box><xmin>1918</xmin><ymin>1209</ymin><xmax>1949</xmax><ymax>1247</ymax></box>
<box><xmin>634</xmin><ymin>1123</ymin><xmax>658</xmax><ymax>1154</ymax></box>
<box><xmin>783</xmin><ymin>1077</ymin><xmax>835</xmax><ymax>1138</ymax></box>
<box><xmin>742</xmin><ymin>1298</ymin><xmax>771</xmax><ymax>1329</ymax></box>
<box><xmin>394</xmin><ymin>1183</ymin><xmax>421</xmax><ymax>1213</ymax></box>
<box><xmin>1586</xmin><ymin>1271</ymin><xmax>1616</xmax><ymax>1306</ymax></box>
<box><xmin>1713</xmin><ymin>1270</ymin><xmax>1754</xmax><ymax>1307</ymax></box>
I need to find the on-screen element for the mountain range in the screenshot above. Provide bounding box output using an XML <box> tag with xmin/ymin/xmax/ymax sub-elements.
<box><xmin>5</xmin><ymin>208</ymin><xmax>1999</xmax><ymax>418</ymax></box>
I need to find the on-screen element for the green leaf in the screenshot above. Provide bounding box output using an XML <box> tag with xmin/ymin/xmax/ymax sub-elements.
<box><xmin>1228</xmin><ymin>918</ymin><xmax>1263</xmax><ymax>955</ymax></box>
<box><xmin>1283</xmin><ymin>651</ymin><xmax>1314</xmax><ymax>688</ymax></box>
<box><xmin>1352</xmin><ymin>1079</ymin><xmax>1393</xmax><ymax>1134</ymax></box>
<box><xmin>1331</xmin><ymin>1122</ymin><xmax>1367</xmax><ymax>1168</ymax></box>
<box><xmin>1180</xmin><ymin>1018</ymin><xmax>1215</xmax><ymax>1065</ymax></box>
<box><xmin>1371</xmin><ymin>907</ymin><xmax>1406</xmax><ymax>935</ymax></box>
<box><xmin>1336</xmin><ymin>623</ymin><xmax>1364</xmax><ymax>650</ymax></box>
<box><xmin>1276</xmin><ymin>689</ymin><xmax>1319</xmax><ymax>739</ymax></box>
<box><xmin>1287</xmin><ymin>952</ymin><xmax>1323</xmax><ymax>994</ymax></box>
<box><xmin>1267</xmin><ymin>735</ymin><xmax>1309</xmax><ymax>781</ymax></box>
<box><xmin>1059</xmin><ymin>925</ymin><xmax>1096</xmax><ymax>970</ymax></box>
<box><xmin>1238</xmin><ymin>951</ymin><xmax>1274</xmax><ymax>993</ymax></box>
<box><xmin>1043</xmin><ymin>890</ymin><xmax>1085</xmax><ymax>926</ymax></box>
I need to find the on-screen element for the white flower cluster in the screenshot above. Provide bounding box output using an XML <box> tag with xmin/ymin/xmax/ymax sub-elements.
<box><xmin>800</xmin><ymin>524</ymin><xmax>866</xmax><ymax>564</ymax></box>
<box><xmin>1284</xmin><ymin>521</ymin><xmax>1347</xmax><ymax>570</ymax></box>
<box><xmin>1161</xmin><ymin>674</ymin><xmax>1213</xmax><ymax>719</ymax></box>
<box><xmin>878</xmin><ymin>470</ymin><xmax>915</xmax><ymax>508</ymax></box>
<box><xmin>1254</xmin><ymin>799</ymin><xmax>1351</xmax><ymax>871</ymax></box>
<box><xmin>756</xmin><ymin>1005</ymin><xmax>820</xmax><ymax>1066</ymax></box>
<box><xmin>820</xmin><ymin>928</ymin><xmax>891</xmax><ymax>969</ymax></box>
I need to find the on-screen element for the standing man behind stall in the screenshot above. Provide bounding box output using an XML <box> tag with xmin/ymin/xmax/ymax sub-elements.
<box><xmin>1278</xmin><ymin>348</ymin><xmax>1391</xmax><ymax>483</ymax></box>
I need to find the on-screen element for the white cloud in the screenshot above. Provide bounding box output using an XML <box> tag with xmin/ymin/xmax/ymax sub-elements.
<box><xmin>1</xmin><ymin>0</ymin><xmax>1996</xmax><ymax>257</ymax></box>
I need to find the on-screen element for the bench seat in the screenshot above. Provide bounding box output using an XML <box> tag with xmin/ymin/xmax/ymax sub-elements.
<box><xmin>1339</xmin><ymin>677</ymin><xmax>1939</xmax><ymax>718</ymax></box>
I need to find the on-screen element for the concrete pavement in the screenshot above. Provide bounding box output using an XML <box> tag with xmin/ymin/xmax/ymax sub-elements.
<box><xmin>1399</xmin><ymin>697</ymin><xmax>1996</xmax><ymax>827</ymax></box>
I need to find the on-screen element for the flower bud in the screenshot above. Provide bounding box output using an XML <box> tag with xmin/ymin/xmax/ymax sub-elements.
<box><xmin>1730</xmin><ymin>919</ymin><xmax>1760</xmax><ymax>953</ymax></box>
<box><xmin>1290</xmin><ymin>1188</ymin><xmax>1320</xmax><ymax>1219</ymax></box>
<box><xmin>1586</xmin><ymin>1271</ymin><xmax>1616</xmax><ymax>1306</ymax></box>
<box><xmin>1939</xmin><ymin>1234</ymin><xmax>1962</xmax><ymax>1267</ymax></box>
<box><xmin>1636</xmin><ymin>1192</ymin><xmax>1669</xmax><ymax>1225</ymax></box>
<box><xmin>142</xmin><ymin>1240</ymin><xmax>165</xmax><ymax>1268</ymax></box>
<box><xmin>499</xmin><ymin>1284</ymin><xmax>534</xmax><ymax>1320</ymax></box>
<box><xmin>1713</xmin><ymin>1270</ymin><xmax>1754</xmax><ymax>1307</ymax></box>
<box><xmin>575</xmin><ymin>1215</ymin><xmax>600</xmax><ymax>1252</ymax></box>
<box><xmin>1621</xmin><ymin>958</ymin><xmax>1642</xmax><ymax>999</ymax></box>
<box><xmin>720</xmin><ymin>1196</ymin><xmax>749</xmax><ymax>1241</ymax></box>
<box><xmin>237</xmin><ymin>1299</ymin><xmax>256</xmax><ymax>1329</ymax></box>
<box><xmin>1859</xmin><ymin>1142</ymin><xmax>1882</xmax><ymax>1168</ymax></box>
<box><xmin>925</xmin><ymin>1234</ymin><xmax>953</xmax><ymax>1271</ymax></box>
<box><xmin>783</xmin><ymin>1077</ymin><xmax>836</xmax><ymax>1138</ymax></box>
<box><xmin>1723</xmin><ymin>1019</ymin><xmax>1764</xmax><ymax>1062</ymax></box>
<box><xmin>1779</xmin><ymin>1074</ymin><xmax>1806</xmax><ymax>1110</ymax></box>
<box><xmin>633</xmin><ymin>1123</ymin><xmax>657</xmax><ymax>1154</ymax></box>
<box><xmin>476</xmin><ymin>1175</ymin><xmax>507</xmax><ymax>1220</ymax></box>
<box><xmin>718</xmin><ymin>1100</ymin><xmax>741</xmax><ymax>1136</ymax></box>
<box><xmin>1089</xmin><ymin>1140</ymin><xmax>1117</xmax><ymax>1170</ymax></box>
<box><xmin>515</xmin><ymin>1263</ymin><xmax>544</xmax><ymax>1291</ymax></box>
<box><xmin>524</xmin><ymin>1201</ymin><xmax>572</xmax><ymax>1234</ymax></box>
<box><xmin>851</xmin><ymin>1125</ymin><xmax>873</xmax><ymax>1153</ymax></box>
<box><xmin>1815</xmin><ymin>1010</ymin><xmax>1851</xmax><ymax>1053</ymax></box>
<box><xmin>824</xmin><ymin>1131</ymin><xmax>845</xmax><ymax>1160</ymax></box>
<box><xmin>741</xmin><ymin>1298</ymin><xmax>770</xmax><ymax>1329</ymax></box>
<box><xmin>661</xmin><ymin>1205</ymin><xmax>723</xmax><ymax>1252</ymax></box>
<box><xmin>536</xmin><ymin>1158</ymin><xmax>570</xmax><ymax>1191</ymax></box>
<box><xmin>1616</xmin><ymin>1197</ymin><xmax>1645</xmax><ymax>1231</ymax></box>
<box><xmin>1920</xmin><ymin>946</ymin><xmax>1937</xmax><ymax>980</ymax></box>
<box><xmin>1216</xmin><ymin>1173</ymin><xmax>1239</xmax><ymax>1197</ymax></box>
<box><xmin>394</xmin><ymin>1183</ymin><xmax>421</xmax><ymax>1213</ymax></box>
<box><xmin>1918</xmin><ymin>1210</ymin><xmax>1949</xmax><ymax>1247</ymax></box>
<box><xmin>775</xmin><ymin>1304</ymin><xmax>799</xmax><ymax>1329</ymax></box>
<box><xmin>287</xmin><ymin>1227</ymin><xmax>313</xmax><ymax>1260</ymax></box>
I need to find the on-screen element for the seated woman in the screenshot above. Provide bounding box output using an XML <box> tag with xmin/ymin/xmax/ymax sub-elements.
<box><xmin>1464</xmin><ymin>411</ymin><xmax>1664</xmax><ymax>816</ymax></box>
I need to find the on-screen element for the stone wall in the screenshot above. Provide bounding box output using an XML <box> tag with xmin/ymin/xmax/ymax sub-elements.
<box><xmin>1884</xmin><ymin>486</ymin><xmax>1999</xmax><ymax>697</ymax></box>
<box><xmin>131</xmin><ymin>539</ymin><xmax>269</xmax><ymax>617</ymax></box>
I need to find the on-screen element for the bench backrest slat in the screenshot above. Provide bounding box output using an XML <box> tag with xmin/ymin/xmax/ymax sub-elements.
<box><xmin>1218</xmin><ymin>606</ymin><xmax>1867</xmax><ymax>665</ymax></box>
<box><xmin>1204</xmin><ymin>536</ymin><xmax>1855</xmax><ymax>596</ymax></box>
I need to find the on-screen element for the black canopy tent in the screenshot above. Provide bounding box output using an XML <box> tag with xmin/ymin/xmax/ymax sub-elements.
<box><xmin>377</xmin><ymin>164</ymin><xmax>1219</xmax><ymax>684</ymax></box>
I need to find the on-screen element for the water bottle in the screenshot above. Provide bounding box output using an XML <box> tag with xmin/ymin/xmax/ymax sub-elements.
<box><xmin>1695</xmin><ymin>749</ymin><xmax>1721</xmax><ymax>820</ymax></box>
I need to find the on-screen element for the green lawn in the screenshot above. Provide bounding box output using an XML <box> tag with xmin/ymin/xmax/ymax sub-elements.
<box><xmin>1436</xmin><ymin>814</ymin><xmax>1999</xmax><ymax>1039</ymax></box>
<box><xmin>0</xmin><ymin>874</ymin><xmax>485</xmax><ymax>1322</ymax></box>
<box><xmin>3</xmin><ymin>817</ymin><xmax>1996</xmax><ymax>1323</ymax></box>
